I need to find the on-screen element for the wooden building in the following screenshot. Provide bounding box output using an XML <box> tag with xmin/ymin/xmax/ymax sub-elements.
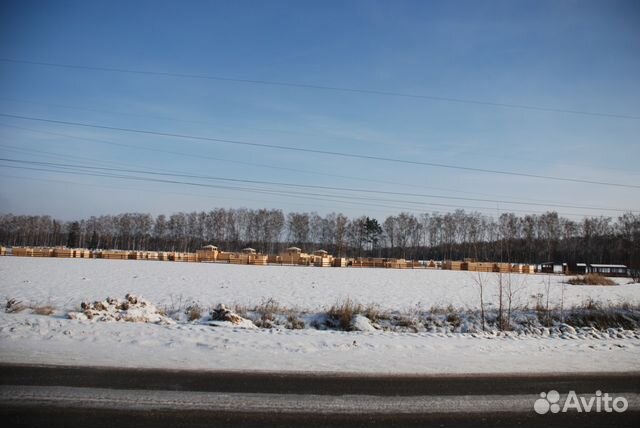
<box><xmin>332</xmin><ymin>257</ymin><xmax>347</xmax><ymax>267</ymax></box>
<box><xmin>196</xmin><ymin>245</ymin><xmax>219</xmax><ymax>262</ymax></box>
<box><xmin>279</xmin><ymin>247</ymin><xmax>311</xmax><ymax>265</ymax></box>
<box><xmin>312</xmin><ymin>249</ymin><xmax>332</xmax><ymax>267</ymax></box>
<box><xmin>52</xmin><ymin>248</ymin><xmax>73</xmax><ymax>258</ymax></box>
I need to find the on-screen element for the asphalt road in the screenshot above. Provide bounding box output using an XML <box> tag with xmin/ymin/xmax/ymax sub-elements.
<box><xmin>1</xmin><ymin>364</ymin><xmax>639</xmax><ymax>427</ymax></box>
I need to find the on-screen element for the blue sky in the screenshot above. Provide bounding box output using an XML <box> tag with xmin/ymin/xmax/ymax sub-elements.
<box><xmin>0</xmin><ymin>0</ymin><xmax>639</xmax><ymax>220</ymax></box>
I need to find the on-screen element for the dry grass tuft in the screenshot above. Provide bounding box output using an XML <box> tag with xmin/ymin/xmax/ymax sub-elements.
<box><xmin>5</xmin><ymin>298</ymin><xmax>26</xmax><ymax>313</ymax></box>
<box><xmin>567</xmin><ymin>274</ymin><xmax>616</xmax><ymax>286</ymax></box>
<box><xmin>233</xmin><ymin>304</ymin><xmax>249</xmax><ymax>318</ymax></box>
<box><xmin>362</xmin><ymin>304</ymin><xmax>386</xmax><ymax>322</ymax></box>
<box><xmin>286</xmin><ymin>315</ymin><xmax>305</xmax><ymax>329</ymax></box>
<box><xmin>254</xmin><ymin>298</ymin><xmax>281</xmax><ymax>328</ymax></box>
<box><xmin>186</xmin><ymin>304</ymin><xmax>203</xmax><ymax>321</ymax></box>
<box><xmin>32</xmin><ymin>305</ymin><xmax>55</xmax><ymax>316</ymax></box>
<box><xmin>328</xmin><ymin>298</ymin><xmax>362</xmax><ymax>331</ymax></box>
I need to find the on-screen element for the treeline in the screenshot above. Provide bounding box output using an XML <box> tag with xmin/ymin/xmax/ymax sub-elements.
<box><xmin>0</xmin><ymin>209</ymin><xmax>638</xmax><ymax>268</ymax></box>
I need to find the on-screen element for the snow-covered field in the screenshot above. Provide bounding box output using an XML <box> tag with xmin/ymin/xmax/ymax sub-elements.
<box><xmin>1</xmin><ymin>257</ymin><xmax>638</xmax><ymax>311</ymax></box>
<box><xmin>1</xmin><ymin>257</ymin><xmax>639</xmax><ymax>374</ymax></box>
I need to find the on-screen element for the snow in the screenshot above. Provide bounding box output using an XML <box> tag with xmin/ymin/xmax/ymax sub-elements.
<box><xmin>1</xmin><ymin>257</ymin><xmax>637</xmax><ymax>312</ymax></box>
<box><xmin>68</xmin><ymin>294</ymin><xmax>174</xmax><ymax>324</ymax></box>
<box><xmin>1</xmin><ymin>257</ymin><xmax>639</xmax><ymax>374</ymax></box>
<box><xmin>1</xmin><ymin>312</ymin><xmax>639</xmax><ymax>374</ymax></box>
<box><xmin>351</xmin><ymin>314</ymin><xmax>376</xmax><ymax>332</ymax></box>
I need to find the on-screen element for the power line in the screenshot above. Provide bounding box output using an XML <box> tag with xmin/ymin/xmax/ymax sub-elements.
<box><xmin>0</xmin><ymin>158</ymin><xmax>634</xmax><ymax>218</ymax></box>
<box><xmin>0</xmin><ymin>164</ymin><xmax>515</xmax><ymax>215</ymax></box>
<box><xmin>1</xmin><ymin>112</ymin><xmax>638</xmax><ymax>189</ymax></box>
<box><xmin>0</xmin><ymin>172</ymin><xmax>417</xmax><ymax>215</ymax></box>
<box><xmin>0</xmin><ymin>161</ymin><xmax>611</xmax><ymax>218</ymax></box>
<box><xmin>0</xmin><ymin>170</ymin><xmax>594</xmax><ymax>221</ymax></box>
<box><xmin>0</xmin><ymin>122</ymin><xmax>586</xmax><ymax>206</ymax></box>
<box><xmin>0</xmin><ymin>157</ymin><xmax>633</xmax><ymax>213</ymax></box>
<box><xmin>1</xmin><ymin>57</ymin><xmax>638</xmax><ymax>120</ymax></box>
<box><xmin>6</xmin><ymin>96</ymin><xmax>638</xmax><ymax>179</ymax></box>
<box><xmin>0</xmin><ymin>96</ymin><xmax>404</xmax><ymax>149</ymax></box>
<box><xmin>0</xmin><ymin>145</ymin><xmax>604</xmax><ymax>218</ymax></box>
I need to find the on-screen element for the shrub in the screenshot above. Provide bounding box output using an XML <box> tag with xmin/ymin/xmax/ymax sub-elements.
<box><xmin>581</xmin><ymin>297</ymin><xmax>601</xmax><ymax>311</ymax></box>
<box><xmin>233</xmin><ymin>304</ymin><xmax>249</xmax><ymax>318</ymax></box>
<box><xmin>446</xmin><ymin>312</ymin><xmax>461</xmax><ymax>328</ymax></box>
<box><xmin>5</xmin><ymin>298</ymin><xmax>26</xmax><ymax>313</ymax></box>
<box><xmin>328</xmin><ymin>298</ymin><xmax>362</xmax><ymax>330</ymax></box>
<box><xmin>567</xmin><ymin>274</ymin><xmax>616</xmax><ymax>286</ymax></box>
<box><xmin>254</xmin><ymin>298</ymin><xmax>281</xmax><ymax>327</ymax></box>
<box><xmin>186</xmin><ymin>304</ymin><xmax>203</xmax><ymax>321</ymax></box>
<box><xmin>362</xmin><ymin>304</ymin><xmax>386</xmax><ymax>322</ymax></box>
<box><xmin>286</xmin><ymin>315</ymin><xmax>305</xmax><ymax>330</ymax></box>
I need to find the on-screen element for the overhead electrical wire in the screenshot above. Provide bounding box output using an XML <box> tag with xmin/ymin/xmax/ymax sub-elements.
<box><xmin>4</xmin><ymin>97</ymin><xmax>638</xmax><ymax>179</ymax></box>
<box><xmin>0</xmin><ymin>172</ymin><xmax>418</xmax><ymax>215</ymax></box>
<box><xmin>0</xmin><ymin>157</ymin><xmax>633</xmax><ymax>214</ymax></box>
<box><xmin>0</xmin><ymin>96</ymin><xmax>400</xmax><ymax>147</ymax></box>
<box><xmin>0</xmin><ymin>158</ymin><xmax>635</xmax><ymax>218</ymax></box>
<box><xmin>0</xmin><ymin>164</ymin><xmax>599</xmax><ymax>218</ymax></box>
<box><xmin>1</xmin><ymin>112</ymin><xmax>638</xmax><ymax>189</ymax></box>
<box><xmin>1</xmin><ymin>163</ymin><xmax>529</xmax><ymax>215</ymax></box>
<box><xmin>0</xmin><ymin>122</ymin><xmax>592</xmax><ymax>206</ymax></box>
<box><xmin>1</xmin><ymin>57</ymin><xmax>638</xmax><ymax>120</ymax></box>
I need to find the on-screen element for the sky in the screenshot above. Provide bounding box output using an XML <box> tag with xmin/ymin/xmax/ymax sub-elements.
<box><xmin>0</xmin><ymin>0</ymin><xmax>639</xmax><ymax>221</ymax></box>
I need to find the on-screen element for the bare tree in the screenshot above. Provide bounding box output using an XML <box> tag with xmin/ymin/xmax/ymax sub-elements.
<box><xmin>472</xmin><ymin>271</ymin><xmax>487</xmax><ymax>331</ymax></box>
<box><xmin>287</xmin><ymin>212</ymin><xmax>310</xmax><ymax>248</ymax></box>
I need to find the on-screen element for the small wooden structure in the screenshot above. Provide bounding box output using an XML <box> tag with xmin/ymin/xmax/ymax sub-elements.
<box><xmin>267</xmin><ymin>254</ymin><xmax>280</xmax><ymax>264</ymax></box>
<box><xmin>168</xmin><ymin>252</ymin><xmax>197</xmax><ymax>262</ymax></box>
<box><xmin>312</xmin><ymin>249</ymin><xmax>332</xmax><ymax>267</ymax></box>
<box><xmin>12</xmin><ymin>247</ymin><xmax>33</xmax><ymax>257</ymax></box>
<box><xmin>228</xmin><ymin>249</ymin><xmax>267</xmax><ymax>265</ymax></box>
<box><xmin>280</xmin><ymin>246</ymin><xmax>302</xmax><ymax>264</ymax></box>
<box><xmin>467</xmin><ymin>262</ymin><xmax>496</xmax><ymax>272</ymax></box>
<box><xmin>332</xmin><ymin>257</ymin><xmax>347</xmax><ymax>267</ymax></box>
<box><xmin>52</xmin><ymin>247</ymin><xmax>74</xmax><ymax>258</ymax></box>
<box><xmin>251</xmin><ymin>254</ymin><xmax>268</xmax><ymax>265</ymax></box>
<box><xmin>101</xmin><ymin>250</ymin><xmax>130</xmax><ymax>260</ymax></box>
<box><xmin>74</xmin><ymin>249</ymin><xmax>91</xmax><ymax>258</ymax></box>
<box><xmin>128</xmin><ymin>251</ymin><xmax>144</xmax><ymax>260</ymax></box>
<box><xmin>444</xmin><ymin>261</ymin><xmax>468</xmax><ymax>271</ymax></box>
<box><xmin>386</xmin><ymin>259</ymin><xmax>408</xmax><ymax>269</ymax></box>
<box><xmin>279</xmin><ymin>247</ymin><xmax>311</xmax><ymax>265</ymax></box>
<box><xmin>495</xmin><ymin>263</ymin><xmax>512</xmax><ymax>273</ymax></box>
<box><xmin>196</xmin><ymin>245</ymin><xmax>219</xmax><ymax>262</ymax></box>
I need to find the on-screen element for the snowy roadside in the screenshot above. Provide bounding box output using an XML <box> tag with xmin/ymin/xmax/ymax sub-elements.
<box><xmin>1</xmin><ymin>257</ymin><xmax>639</xmax><ymax>374</ymax></box>
<box><xmin>1</xmin><ymin>311</ymin><xmax>639</xmax><ymax>374</ymax></box>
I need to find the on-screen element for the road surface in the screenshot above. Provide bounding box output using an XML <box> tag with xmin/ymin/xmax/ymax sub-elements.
<box><xmin>1</xmin><ymin>364</ymin><xmax>638</xmax><ymax>427</ymax></box>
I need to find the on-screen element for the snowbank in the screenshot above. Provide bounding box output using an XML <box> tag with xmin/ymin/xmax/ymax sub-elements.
<box><xmin>1</xmin><ymin>312</ymin><xmax>639</xmax><ymax>374</ymax></box>
<box><xmin>68</xmin><ymin>294</ymin><xmax>174</xmax><ymax>325</ymax></box>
